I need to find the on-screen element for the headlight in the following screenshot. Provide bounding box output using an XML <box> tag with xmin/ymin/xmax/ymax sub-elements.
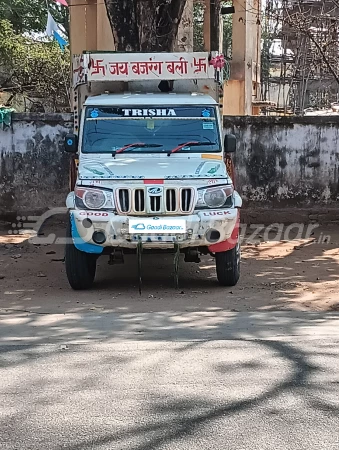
<box><xmin>204</xmin><ymin>189</ymin><xmax>227</xmax><ymax>208</ymax></box>
<box><xmin>196</xmin><ymin>185</ymin><xmax>234</xmax><ymax>209</ymax></box>
<box><xmin>74</xmin><ymin>186</ymin><xmax>114</xmax><ymax>210</ymax></box>
<box><xmin>84</xmin><ymin>190</ymin><xmax>106</xmax><ymax>209</ymax></box>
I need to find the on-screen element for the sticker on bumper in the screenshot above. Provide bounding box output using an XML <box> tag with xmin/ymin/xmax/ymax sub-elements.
<box><xmin>129</xmin><ymin>218</ymin><xmax>186</xmax><ymax>234</ymax></box>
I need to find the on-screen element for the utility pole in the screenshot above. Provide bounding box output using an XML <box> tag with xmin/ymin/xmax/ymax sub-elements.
<box><xmin>203</xmin><ymin>0</ymin><xmax>211</xmax><ymax>51</ymax></box>
<box><xmin>210</xmin><ymin>0</ymin><xmax>221</xmax><ymax>52</ymax></box>
<box><xmin>204</xmin><ymin>0</ymin><xmax>221</xmax><ymax>52</ymax></box>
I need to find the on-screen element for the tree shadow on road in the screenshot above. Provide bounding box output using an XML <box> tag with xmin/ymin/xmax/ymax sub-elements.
<box><xmin>1</xmin><ymin>224</ymin><xmax>339</xmax><ymax>448</ymax></box>
<box><xmin>65</xmin><ymin>340</ymin><xmax>327</xmax><ymax>450</ymax></box>
<box><xmin>1</xmin><ymin>309</ymin><xmax>339</xmax><ymax>449</ymax></box>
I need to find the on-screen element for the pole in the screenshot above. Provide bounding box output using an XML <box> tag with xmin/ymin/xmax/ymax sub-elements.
<box><xmin>204</xmin><ymin>0</ymin><xmax>211</xmax><ymax>51</ymax></box>
<box><xmin>210</xmin><ymin>0</ymin><xmax>220</xmax><ymax>52</ymax></box>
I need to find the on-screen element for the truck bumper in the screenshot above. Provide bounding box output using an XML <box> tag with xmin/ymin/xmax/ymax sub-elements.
<box><xmin>69</xmin><ymin>209</ymin><xmax>239</xmax><ymax>253</ymax></box>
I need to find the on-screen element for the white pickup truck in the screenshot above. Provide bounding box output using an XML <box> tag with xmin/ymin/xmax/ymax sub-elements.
<box><xmin>64</xmin><ymin>52</ymin><xmax>242</xmax><ymax>290</ymax></box>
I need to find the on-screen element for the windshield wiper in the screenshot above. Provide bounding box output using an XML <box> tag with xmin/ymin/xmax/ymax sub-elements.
<box><xmin>167</xmin><ymin>141</ymin><xmax>216</xmax><ymax>156</ymax></box>
<box><xmin>114</xmin><ymin>143</ymin><xmax>163</xmax><ymax>155</ymax></box>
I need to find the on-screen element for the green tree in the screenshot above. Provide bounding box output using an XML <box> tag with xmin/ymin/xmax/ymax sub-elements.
<box><xmin>0</xmin><ymin>0</ymin><xmax>69</xmax><ymax>35</ymax></box>
<box><xmin>0</xmin><ymin>19</ymin><xmax>69</xmax><ymax>112</ymax></box>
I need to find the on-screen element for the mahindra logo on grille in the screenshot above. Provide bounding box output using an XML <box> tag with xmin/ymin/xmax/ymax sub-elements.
<box><xmin>148</xmin><ymin>187</ymin><xmax>163</xmax><ymax>195</ymax></box>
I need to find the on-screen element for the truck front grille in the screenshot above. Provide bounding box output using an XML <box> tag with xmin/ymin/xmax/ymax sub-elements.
<box><xmin>116</xmin><ymin>187</ymin><xmax>194</xmax><ymax>215</ymax></box>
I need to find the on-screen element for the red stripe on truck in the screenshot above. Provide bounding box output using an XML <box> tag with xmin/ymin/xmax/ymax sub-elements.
<box><xmin>143</xmin><ymin>180</ymin><xmax>164</xmax><ymax>184</ymax></box>
<box><xmin>208</xmin><ymin>211</ymin><xmax>240</xmax><ymax>253</ymax></box>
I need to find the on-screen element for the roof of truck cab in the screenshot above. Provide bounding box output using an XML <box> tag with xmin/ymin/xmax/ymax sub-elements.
<box><xmin>84</xmin><ymin>93</ymin><xmax>218</xmax><ymax>106</ymax></box>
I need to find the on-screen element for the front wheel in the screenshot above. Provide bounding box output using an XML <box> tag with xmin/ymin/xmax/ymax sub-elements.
<box><xmin>65</xmin><ymin>219</ymin><xmax>97</xmax><ymax>290</ymax></box>
<box><xmin>215</xmin><ymin>243</ymin><xmax>240</xmax><ymax>287</ymax></box>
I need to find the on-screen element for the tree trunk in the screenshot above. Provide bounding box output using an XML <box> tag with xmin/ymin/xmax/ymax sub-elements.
<box><xmin>104</xmin><ymin>0</ymin><xmax>187</xmax><ymax>52</ymax></box>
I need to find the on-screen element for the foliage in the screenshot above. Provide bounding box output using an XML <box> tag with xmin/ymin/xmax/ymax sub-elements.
<box><xmin>0</xmin><ymin>20</ymin><xmax>70</xmax><ymax>112</ymax></box>
<box><xmin>0</xmin><ymin>0</ymin><xmax>69</xmax><ymax>35</ymax></box>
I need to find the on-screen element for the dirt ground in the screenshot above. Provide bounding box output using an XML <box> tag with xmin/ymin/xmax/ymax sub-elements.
<box><xmin>0</xmin><ymin>221</ymin><xmax>338</xmax><ymax>313</ymax></box>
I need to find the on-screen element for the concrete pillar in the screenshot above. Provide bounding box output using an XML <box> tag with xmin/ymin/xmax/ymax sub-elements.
<box><xmin>69</xmin><ymin>0</ymin><xmax>114</xmax><ymax>56</ymax></box>
<box><xmin>223</xmin><ymin>0</ymin><xmax>261</xmax><ymax>115</ymax></box>
<box><xmin>69</xmin><ymin>0</ymin><xmax>87</xmax><ymax>55</ymax></box>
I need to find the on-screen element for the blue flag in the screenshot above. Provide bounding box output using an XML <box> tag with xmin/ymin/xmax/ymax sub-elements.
<box><xmin>46</xmin><ymin>12</ymin><xmax>68</xmax><ymax>51</ymax></box>
<box><xmin>53</xmin><ymin>30</ymin><xmax>68</xmax><ymax>52</ymax></box>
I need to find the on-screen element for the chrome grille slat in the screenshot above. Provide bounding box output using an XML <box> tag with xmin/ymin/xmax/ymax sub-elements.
<box><xmin>150</xmin><ymin>195</ymin><xmax>161</xmax><ymax>212</ymax></box>
<box><xmin>118</xmin><ymin>189</ymin><xmax>130</xmax><ymax>213</ymax></box>
<box><xmin>165</xmin><ymin>188</ymin><xmax>177</xmax><ymax>212</ymax></box>
<box><xmin>181</xmin><ymin>188</ymin><xmax>193</xmax><ymax>212</ymax></box>
<box><xmin>134</xmin><ymin>189</ymin><xmax>145</xmax><ymax>212</ymax></box>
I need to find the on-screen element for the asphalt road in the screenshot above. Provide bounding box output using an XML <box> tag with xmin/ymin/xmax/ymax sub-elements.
<box><xmin>1</xmin><ymin>222</ymin><xmax>339</xmax><ymax>448</ymax></box>
<box><xmin>1</xmin><ymin>311</ymin><xmax>339</xmax><ymax>450</ymax></box>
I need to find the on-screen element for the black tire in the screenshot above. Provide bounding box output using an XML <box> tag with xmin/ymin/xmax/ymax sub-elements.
<box><xmin>65</xmin><ymin>219</ymin><xmax>96</xmax><ymax>290</ymax></box>
<box><xmin>215</xmin><ymin>243</ymin><xmax>240</xmax><ymax>287</ymax></box>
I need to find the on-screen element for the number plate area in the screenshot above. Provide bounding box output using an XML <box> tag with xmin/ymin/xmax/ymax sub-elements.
<box><xmin>129</xmin><ymin>218</ymin><xmax>186</xmax><ymax>234</ymax></box>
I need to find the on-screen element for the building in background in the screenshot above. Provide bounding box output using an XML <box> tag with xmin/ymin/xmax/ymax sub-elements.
<box><xmin>261</xmin><ymin>0</ymin><xmax>339</xmax><ymax>115</ymax></box>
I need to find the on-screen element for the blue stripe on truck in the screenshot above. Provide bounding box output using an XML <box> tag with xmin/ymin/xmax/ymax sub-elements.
<box><xmin>70</xmin><ymin>213</ymin><xmax>103</xmax><ymax>254</ymax></box>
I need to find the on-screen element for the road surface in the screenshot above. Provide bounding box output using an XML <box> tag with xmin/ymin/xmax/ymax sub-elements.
<box><xmin>1</xmin><ymin>311</ymin><xmax>339</xmax><ymax>450</ymax></box>
<box><xmin>1</xmin><ymin>223</ymin><xmax>339</xmax><ymax>449</ymax></box>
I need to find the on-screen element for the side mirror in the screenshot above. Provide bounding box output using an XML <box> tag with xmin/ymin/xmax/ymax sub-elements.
<box><xmin>224</xmin><ymin>134</ymin><xmax>236</xmax><ymax>153</ymax></box>
<box><xmin>64</xmin><ymin>133</ymin><xmax>78</xmax><ymax>153</ymax></box>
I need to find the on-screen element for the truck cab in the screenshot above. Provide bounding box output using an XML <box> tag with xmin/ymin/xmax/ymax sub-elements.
<box><xmin>64</xmin><ymin>52</ymin><xmax>242</xmax><ymax>290</ymax></box>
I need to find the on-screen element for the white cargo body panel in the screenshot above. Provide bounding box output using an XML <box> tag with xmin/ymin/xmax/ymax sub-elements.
<box><xmin>72</xmin><ymin>51</ymin><xmax>223</xmax><ymax>131</ymax></box>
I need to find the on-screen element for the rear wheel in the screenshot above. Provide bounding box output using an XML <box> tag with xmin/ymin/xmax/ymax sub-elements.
<box><xmin>215</xmin><ymin>243</ymin><xmax>240</xmax><ymax>287</ymax></box>
<box><xmin>65</xmin><ymin>219</ymin><xmax>97</xmax><ymax>290</ymax></box>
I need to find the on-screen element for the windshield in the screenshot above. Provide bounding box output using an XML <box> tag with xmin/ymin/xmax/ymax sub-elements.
<box><xmin>82</xmin><ymin>105</ymin><xmax>221</xmax><ymax>154</ymax></box>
